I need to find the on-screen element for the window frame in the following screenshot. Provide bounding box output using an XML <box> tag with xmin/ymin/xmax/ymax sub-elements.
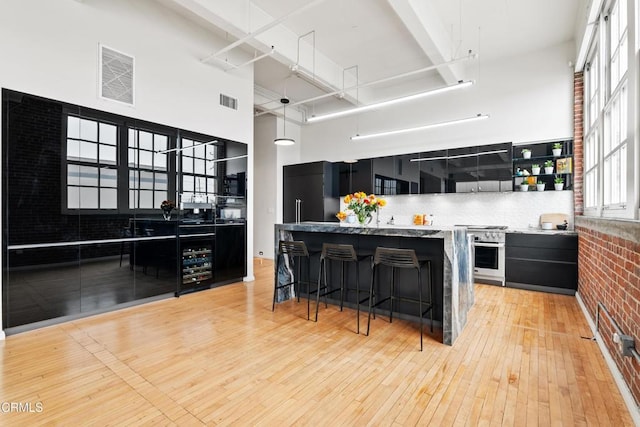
<box><xmin>62</xmin><ymin>111</ymin><xmax>122</xmax><ymax>213</ymax></box>
<box><xmin>581</xmin><ymin>0</ymin><xmax>638</xmax><ymax>219</ymax></box>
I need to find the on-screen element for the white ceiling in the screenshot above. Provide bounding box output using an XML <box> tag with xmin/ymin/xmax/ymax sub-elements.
<box><xmin>162</xmin><ymin>0</ymin><xmax>584</xmax><ymax>121</ymax></box>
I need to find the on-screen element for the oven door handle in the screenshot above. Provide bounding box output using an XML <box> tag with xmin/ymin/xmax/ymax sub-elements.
<box><xmin>474</xmin><ymin>242</ymin><xmax>505</xmax><ymax>248</ymax></box>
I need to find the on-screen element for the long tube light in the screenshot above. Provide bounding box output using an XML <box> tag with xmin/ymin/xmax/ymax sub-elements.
<box><xmin>409</xmin><ymin>149</ymin><xmax>508</xmax><ymax>162</ymax></box>
<box><xmin>307</xmin><ymin>80</ymin><xmax>473</xmax><ymax>123</ymax></box>
<box><xmin>350</xmin><ymin>114</ymin><xmax>489</xmax><ymax>141</ymax></box>
<box><xmin>156</xmin><ymin>140</ymin><xmax>218</xmax><ymax>154</ymax></box>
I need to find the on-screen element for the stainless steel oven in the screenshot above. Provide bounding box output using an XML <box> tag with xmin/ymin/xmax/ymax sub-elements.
<box><xmin>459</xmin><ymin>226</ymin><xmax>506</xmax><ymax>286</ymax></box>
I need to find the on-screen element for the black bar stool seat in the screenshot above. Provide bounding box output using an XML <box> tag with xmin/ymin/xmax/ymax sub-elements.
<box><xmin>366</xmin><ymin>247</ymin><xmax>434</xmax><ymax>351</ymax></box>
<box><xmin>311</xmin><ymin>243</ymin><xmax>373</xmax><ymax>333</ymax></box>
<box><xmin>273</xmin><ymin>240</ymin><xmax>317</xmax><ymax>311</ymax></box>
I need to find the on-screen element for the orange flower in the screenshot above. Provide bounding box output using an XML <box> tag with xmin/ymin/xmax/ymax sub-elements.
<box><xmin>344</xmin><ymin>194</ymin><xmax>352</xmax><ymax>204</ymax></box>
<box><xmin>377</xmin><ymin>199</ymin><xmax>387</xmax><ymax>207</ymax></box>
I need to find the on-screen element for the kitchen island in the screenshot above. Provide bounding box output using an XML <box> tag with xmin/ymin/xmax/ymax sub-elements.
<box><xmin>275</xmin><ymin>222</ymin><xmax>474</xmax><ymax>345</ymax></box>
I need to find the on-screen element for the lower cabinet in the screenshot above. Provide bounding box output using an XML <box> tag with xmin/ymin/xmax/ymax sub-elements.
<box><xmin>215</xmin><ymin>224</ymin><xmax>246</xmax><ymax>284</ymax></box>
<box><xmin>505</xmin><ymin>233</ymin><xmax>578</xmax><ymax>295</ymax></box>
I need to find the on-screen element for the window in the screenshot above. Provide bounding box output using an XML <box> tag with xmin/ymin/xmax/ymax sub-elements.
<box><xmin>66</xmin><ymin>116</ymin><xmax>118</xmax><ymax>209</ymax></box>
<box><xmin>180</xmin><ymin>138</ymin><xmax>218</xmax><ymax>202</ymax></box>
<box><xmin>582</xmin><ymin>0</ymin><xmax>635</xmax><ymax>217</ymax></box>
<box><xmin>128</xmin><ymin>128</ymin><xmax>170</xmax><ymax>209</ymax></box>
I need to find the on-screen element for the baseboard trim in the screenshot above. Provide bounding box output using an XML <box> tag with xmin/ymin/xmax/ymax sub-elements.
<box><xmin>575</xmin><ymin>291</ymin><xmax>640</xmax><ymax>425</ymax></box>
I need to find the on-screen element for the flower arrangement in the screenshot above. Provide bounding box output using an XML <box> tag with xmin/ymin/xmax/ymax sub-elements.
<box><xmin>160</xmin><ymin>200</ymin><xmax>175</xmax><ymax>211</ymax></box>
<box><xmin>336</xmin><ymin>192</ymin><xmax>386</xmax><ymax>225</ymax></box>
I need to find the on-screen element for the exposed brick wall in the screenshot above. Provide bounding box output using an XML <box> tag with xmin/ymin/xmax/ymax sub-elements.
<box><xmin>573</xmin><ymin>72</ymin><xmax>584</xmax><ymax>215</ymax></box>
<box><xmin>576</xmin><ymin>218</ymin><xmax>640</xmax><ymax>407</ymax></box>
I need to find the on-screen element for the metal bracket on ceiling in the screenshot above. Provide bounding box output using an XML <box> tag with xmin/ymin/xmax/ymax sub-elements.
<box><xmin>209</xmin><ymin>47</ymin><xmax>275</xmax><ymax>72</ymax></box>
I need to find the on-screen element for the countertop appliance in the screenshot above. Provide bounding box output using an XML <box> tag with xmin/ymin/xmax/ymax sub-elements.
<box><xmin>457</xmin><ymin>225</ymin><xmax>507</xmax><ymax>286</ymax></box>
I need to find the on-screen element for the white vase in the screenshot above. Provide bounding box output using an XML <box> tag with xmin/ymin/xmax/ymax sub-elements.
<box><xmin>544</xmin><ymin>166</ymin><xmax>554</xmax><ymax>174</ymax></box>
<box><xmin>520</xmin><ymin>184</ymin><xmax>529</xmax><ymax>192</ymax></box>
<box><xmin>532</xmin><ymin>167</ymin><xmax>540</xmax><ymax>175</ymax></box>
<box><xmin>523</xmin><ymin>151</ymin><xmax>531</xmax><ymax>159</ymax></box>
<box><xmin>552</xmin><ymin>148</ymin><xmax>562</xmax><ymax>157</ymax></box>
<box><xmin>536</xmin><ymin>183</ymin><xmax>546</xmax><ymax>191</ymax></box>
<box><xmin>554</xmin><ymin>183</ymin><xmax>564</xmax><ymax>190</ymax></box>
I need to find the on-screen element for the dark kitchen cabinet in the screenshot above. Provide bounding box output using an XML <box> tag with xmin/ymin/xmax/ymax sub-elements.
<box><xmin>338</xmin><ymin>159</ymin><xmax>374</xmax><ymax>195</ymax></box>
<box><xmin>214</xmin><ymin>224</ymin><xmax>246</xmax><ymax>284</ymax></box>
<box><xmin>395</xmin><ymin>153</ymin><xmax>420</xmax><ymax>194</ymax></box>
<box><xmin>505</xmin><ymin>233</ymin><xmax>578</xmax><ymax>295</ymax></box>
<box><xmin>446</xmin><ymin>146</ymin><xmax>478</xmax><ymax>193</ymax></box>
<box><xmin>418</xmin><ymin>150</ymin><xmax>448</xmax><ymax>194</ymax></box>
<box><xmin>372</xmin><ymin>154</ymin><xmax>419</xmax><ymax>195</ymax></box>
<box><xmin>446</xmin><ymin>143</ymin><xmax>512</xmax><ymax>193</ymax></box>
<box><xmin>477</xmin><ymin>142</ymin><xmax>512</xmax><ymax>192</ymax></box>
<box><xmin>283</xmin><ymin>161</ymin><xmax>338</xmax><ymax>222</ymax></box>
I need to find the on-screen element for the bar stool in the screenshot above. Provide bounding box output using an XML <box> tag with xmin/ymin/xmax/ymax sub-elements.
<box><xmin>366</xmin><ymin>247</ymin><xmax>434</xmax><ymax>351</ymax></box>
<box><xmin>311</xmin><ymin>243</ymin><xmax>373</xmax><ymax>333</ymax></box>
<box><xmin>273</xmin><ymin>240</ymin><xmax>314</xmax><ymax>311</ymax></box>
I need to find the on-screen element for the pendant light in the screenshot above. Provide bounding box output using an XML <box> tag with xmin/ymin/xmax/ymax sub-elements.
<box><xmin>274</xmin><ymin>97</ymin><xmax>295</xmax><ymax>146</ymax></box>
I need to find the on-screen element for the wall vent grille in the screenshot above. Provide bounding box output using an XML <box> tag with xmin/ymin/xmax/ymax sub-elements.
<box><xmin>220</xmin><ymin>94</ymin><xmax>238</xmax><ymax>110</ymax></box>
<box><xmin>100</xmin><ymin>45</ymin><xmax>134</xmax><ymax>105</ymax></box>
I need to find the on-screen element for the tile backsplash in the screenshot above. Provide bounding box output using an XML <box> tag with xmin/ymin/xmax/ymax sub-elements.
<box><xmin>342</xmin><ymin>191</ymin><xmax>575</xmax><ymax>229</ymax></box>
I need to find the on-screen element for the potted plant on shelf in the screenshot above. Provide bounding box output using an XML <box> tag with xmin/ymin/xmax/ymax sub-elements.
<box><xmin>554</xmin><ymin>176</ymin><xmax>564</xmax><ymax>190</ymax></box>
<box><xmin>544</xmin><ymin>159</ymin><xmax>554</xmax><ymax>174</ymax></box>
<box><xmin>531</xmin><ymin>164</ymin><xmax>540</xmax><ymax>175</ymax></box>
<box><xmin>520</xmin><ymin>181</ymin><xmax>529</xmax><ymax>192</ymax></box>
<box><xmin>552</xmin><ymin>142</ymin><xmax>562</xmax><ymax>157</ymax></box>
<box><xmin>536</xmin><ymin>178</ymin><xmax>546</xmax><ymax>191</ymax></box>
<box><xmin>521</xmin><ymin>148</ymin><xmax>532</xmax><ymax>159</ymax></box>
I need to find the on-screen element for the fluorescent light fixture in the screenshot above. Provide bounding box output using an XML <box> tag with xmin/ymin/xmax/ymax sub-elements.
<box><xmin>274</xmin><ymin>137</ymin><xmax>295</xmax><ymax>146</ymax></box>
<box><xmin>351</xmin><ymin>114</ymin><xmax>489</xmax><ymax>141</ymax></box>
<box><xmin>211</xmin><ymin>154</ymin><xmax>248</xmax><ymax>163</ymax></box>
<box><xmin>156</xmin><ymin>140</ymin><xmax>217</xmax><ymax>154</ymax></box>
<box><xmin>307</xmin><ymin>80</ymin><xmax>473</xmax><ymax>123</ymax></box>
<box><xmin>409</xmin><ymin>148</ymin><xmax>507</xmax><ymax>162</ymax></box>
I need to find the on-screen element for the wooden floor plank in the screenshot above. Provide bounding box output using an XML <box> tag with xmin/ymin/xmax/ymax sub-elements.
<box><xmin>0</xmin><ymin>259</ymin><xmax>635</xmax><ymax>425</ymax></box>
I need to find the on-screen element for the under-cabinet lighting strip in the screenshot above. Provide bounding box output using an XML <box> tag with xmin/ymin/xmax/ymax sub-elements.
<box><xmin>307</xmin><ymin>80</ymin><xmax>473</xmax><ymax>123</ymax></box>
<box><xmin>409</xmin><ymin>149</ymin><xmax>508</xmax><ymax>162</ymax></box>
<box><xmin>351</xmin><ymin>114</ymin><xmax>489</xmax><ymax>141</ymax></box>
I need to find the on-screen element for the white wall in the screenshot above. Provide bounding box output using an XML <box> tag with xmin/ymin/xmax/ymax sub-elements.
<box><xmin>0</xmin><ymin>0</ymin><xmax>256</xmax><ymax>333</ymax></box>
<box><xmin>253</xmin><ymin>41</ymin><xmax>577</xmax><ymax>258</ymax></box>
<box><xmin>301</xmin><ymin>41</ymin><xmax>576</xmax><ymax>161</ymax></box>
<box><xmin>252</xmin><ymin>114</ymin><xmax>303</xmax><ymax>259</ymax></box>
<box><xmin>254</xmin><ymin>115</ymin><xmax>278</xmax><ymax>258</ymax></box>
<box><xmin>0</xmin><ymin>0</ymin><xmax>254</xmax><ymax>141</ymax></box>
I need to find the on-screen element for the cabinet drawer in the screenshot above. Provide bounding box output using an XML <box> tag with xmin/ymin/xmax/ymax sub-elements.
<box><xmin>506</xmin><ymin>233</ymin><xmax>577</xmax><ymax>250</ymax></box>
<box><xmin>505</xmin><ymin>259</ymin><xmax>577</xmax><ymax>290</ymax></box>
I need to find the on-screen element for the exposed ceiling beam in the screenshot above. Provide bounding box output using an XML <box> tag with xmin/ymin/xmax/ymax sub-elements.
<box><xmin>388</xmin><ymin>0</ymin><xmax>464</xmax><ymax>85</ymax></box>
<box><xmin>163</xmin><ymin>0</ymin><xmax>368</xmax><ymax>106</ymax></box>
<box><xmin>200</xmin><ymin>0</ymin><xmax>329</xmax><ymax>64</ymax></box>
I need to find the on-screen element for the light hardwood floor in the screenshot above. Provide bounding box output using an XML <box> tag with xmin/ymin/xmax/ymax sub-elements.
<box><xmin>0</xmin><ymin>258</ymin><xmax>634</xmax><ymax>426</ymax></box>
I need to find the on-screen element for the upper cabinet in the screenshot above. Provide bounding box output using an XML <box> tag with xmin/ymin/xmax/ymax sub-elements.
<box><xmin>445</xmin><ymin>146</ymin><xmax>479</xmax><ymax>193</ymax></box>
<box><xmin>338</xmin><ymin>159</ymin><xmax>373</xmax><ymax>195</ymax></box>
<box><xmin>445</xmin><ymin>142</ymin><xmax>512</xmax><ymax>193</ymax></box>
<box><xmin>372</xmin><ymin>155</ymin><xmax>419</xmax><ymax>195</ymax></box>
<box><xmin>335</xmin><ymin>142</ymin><xmax>515</xmax><ymax>195</ymax></box>
<box><xmin>477</xmin><ymin>142</ymin><xmax>513</xmax><ymax>192</ymax></box>
<box><xmin>418</xmin><ymin>150</ymin><xmax>448</xmax><ymax>194</ymax></box>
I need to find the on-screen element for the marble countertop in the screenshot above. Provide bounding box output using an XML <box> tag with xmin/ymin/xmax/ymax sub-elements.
<box><xmin>276</xmin><ymin>222</ymin><xmax>460</xmax><ymax>238</ymax></box>
<box><xmin>277</xmin><ymin>222</ymin><xmax>578</xmax><ymax>236</ymax></box>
